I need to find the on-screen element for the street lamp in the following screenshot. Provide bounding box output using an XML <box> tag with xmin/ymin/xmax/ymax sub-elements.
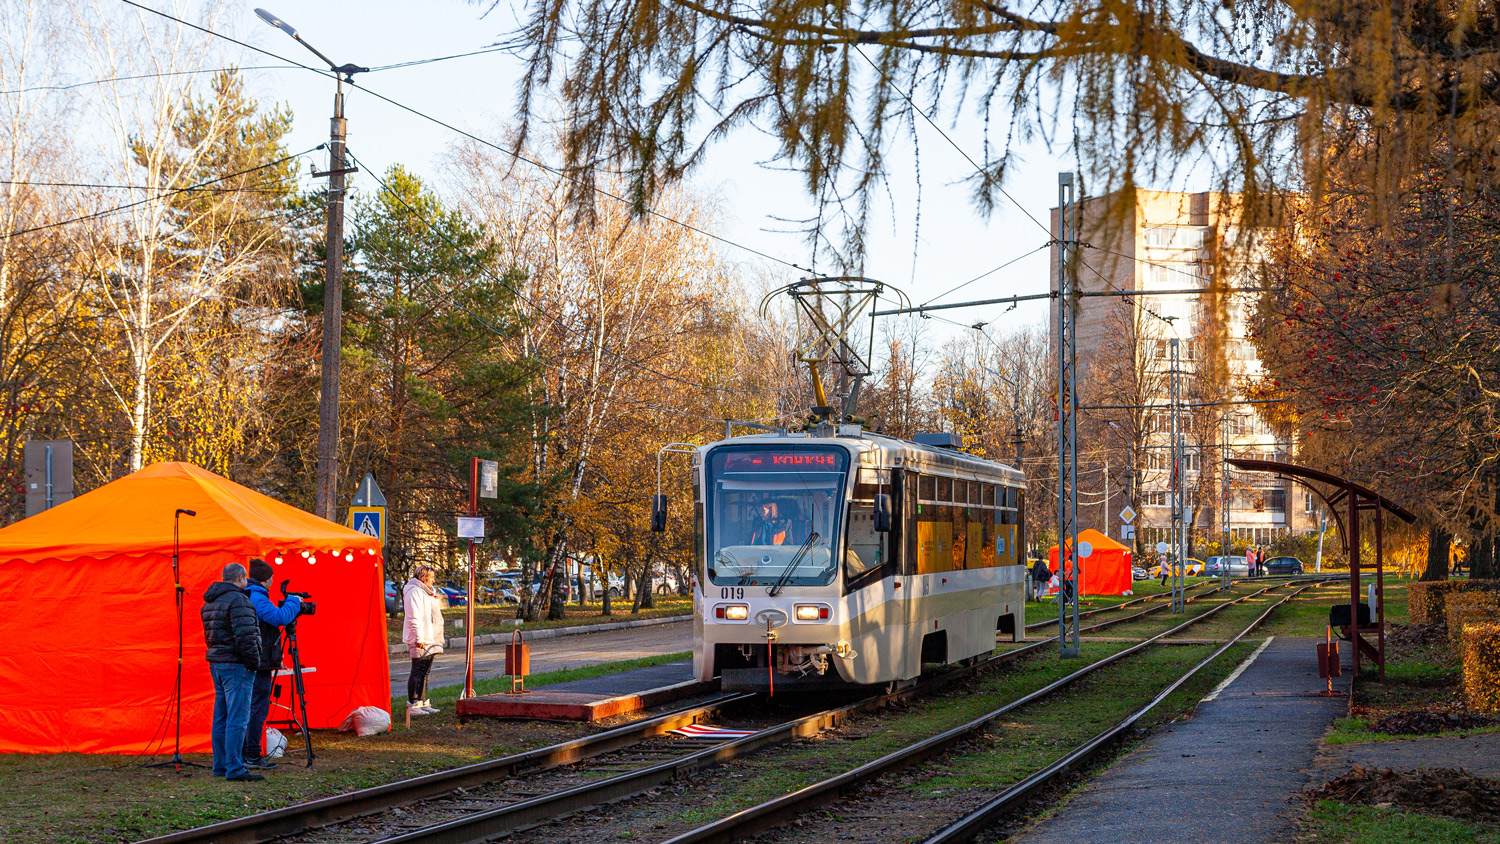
<box><xmin>256</xmin><ymin>9</ymin><xmax>367</xmax><ymax>521</ymax></box>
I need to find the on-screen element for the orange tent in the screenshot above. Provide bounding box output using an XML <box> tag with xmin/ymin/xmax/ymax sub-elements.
<box><xmin>1047</xmin><ymin>528</ymin><xmax>1134</xmax><ymax>596</ymax></box>
<box><xmin>0</xmin><ymin>462</ymin><xmax>388</xmax><ymax>754</ymax></box>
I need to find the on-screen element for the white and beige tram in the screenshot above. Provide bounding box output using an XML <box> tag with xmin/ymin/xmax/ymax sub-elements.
<box><xmin>680</xmin><ymin>431</ymin><xmax>1027</xmax><ymax>691</ymax></box>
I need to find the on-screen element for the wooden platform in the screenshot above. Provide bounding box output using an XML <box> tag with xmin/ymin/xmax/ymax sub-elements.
<box><xmin>455</xmin><ymin>661</ymin><xmax>716</xmax><ymax>721</ymax></box>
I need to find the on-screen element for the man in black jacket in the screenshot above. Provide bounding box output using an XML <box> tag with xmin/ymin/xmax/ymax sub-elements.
<box><xmin>201</xmin><ymin>563</ymin><xmax>262</xmax><ymax>782</ymax></box>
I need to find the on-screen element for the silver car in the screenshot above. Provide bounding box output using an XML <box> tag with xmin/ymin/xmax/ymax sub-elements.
<box><xmin>1205</xmin><ymin>555</ymin><xmax>1250</xmax><ymax>576</ymax></box>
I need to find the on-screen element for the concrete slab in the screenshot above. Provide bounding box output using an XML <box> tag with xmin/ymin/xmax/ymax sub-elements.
<box><xmin>454</xmin><ymin>660</ymin><xmax>714</xmax><ymax>721</ymax></box>
<box><xmin>1018</xmin><ymin>636</ymin><xmax>1351</xmax><ymax>844</ymax></box>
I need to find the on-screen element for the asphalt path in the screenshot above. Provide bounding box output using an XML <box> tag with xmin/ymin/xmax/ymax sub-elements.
<box><xmin>390</xmin><ymin>618</ymin><xmax>693</xmax><ymax>698</ymax></box>
<box><xmin>1016</xmin><ymin>636</ymin><xmax>1350</xmax><ymax>844</ymax></box>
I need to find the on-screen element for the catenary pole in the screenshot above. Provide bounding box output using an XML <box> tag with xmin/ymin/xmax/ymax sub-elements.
<box><xmin>1056</xmin><ymin>173</ymin><xmax>1081</xmax><ymax>658</ymax></box>
<box><xmin>1169</xmin><ymin>338</ymin><xmax>1185</xmax><ymax>612</ymax></box>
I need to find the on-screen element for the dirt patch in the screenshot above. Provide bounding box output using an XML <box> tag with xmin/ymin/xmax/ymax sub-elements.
<box><xmin>1367</xmin><ymin>709</ymin><xmax>1497</xmax><ymax>736</ymax></box>
<box><xmin>1385</xmin><ymin>623</ymin><xmax>1447</xmax><ymax>648</ymax></box>
<box><xmin>1304</xmin><ymin>765</ymin><xmax>1500</xmax><ymax>822</ymax></box>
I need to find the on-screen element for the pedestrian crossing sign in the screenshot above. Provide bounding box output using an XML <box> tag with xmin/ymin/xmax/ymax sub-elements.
<box><xmin>347</xmin><ymin>505</ymin><xmax>385</xmax><ymax>546</ymax></box>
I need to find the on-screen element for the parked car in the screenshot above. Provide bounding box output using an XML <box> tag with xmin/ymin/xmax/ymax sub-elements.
<box><xmin>385</xmin><ymin>579</ymin><xmax>398</xmax><ymax>615</ymax></box>
<box><xmin>1154</xmin><ymin>558</ymin><xmax>1206</xmax><ymax>577</ymax></box>
<box><xmin>1131</xmin><ymin>566</ymin><xmax>1150</xmax><ymax>581</ymax></box>
<box><xmin>1205</xmin><ymin>555</ymin><xmax>1249</xmax><ymax>576</ymax></box>
<box><xmin>1263</xmin><ymin>556</ymin><xmax>1305</xmax><ymax>576</ymax></box>
<box><xmin>478</xmin><ymin>581</ymin><xmax>521</xmax><ymax>604</ymax></box>
<box><xmin>437</xmin><ymin>585</ymin><xmax>467</xmax><ymax>607</ymax></box>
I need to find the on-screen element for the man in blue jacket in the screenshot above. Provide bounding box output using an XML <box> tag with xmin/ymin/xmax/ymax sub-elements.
<box><xmin>242</xmin><ymin>558</ymin><xmax>301</xmax><ymax>769</ymax></box>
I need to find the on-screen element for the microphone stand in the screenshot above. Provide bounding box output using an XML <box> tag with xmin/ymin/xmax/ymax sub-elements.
<box><xmin>145</xmin><ymin>508</ymin><xmax>205</xmax><ymax>770</ymax></box>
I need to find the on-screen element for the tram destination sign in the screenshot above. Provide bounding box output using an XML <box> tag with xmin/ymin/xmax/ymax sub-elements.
<box><xmin>722</xmin><ymin>450</ymin><xmax>842</xmax><ymax>470</ymax></box>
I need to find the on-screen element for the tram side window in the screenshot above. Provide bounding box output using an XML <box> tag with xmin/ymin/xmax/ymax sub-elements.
<box><xmin>847</xmin><ymin>468</ymin><xmax>890</xmax><ymax>583</ymax></box>
<box><xmin>920</xmin><ymin>474</ymin><xmax>936</xmax><ymax>503</ymax></box>
<box><xmin>936</xmin><ymin>476</ymin><xmax>952</xmax><ymax>502</ymax></box>
<box><xmin>951</xmin><ymin>506</ymin><xmax>968</xmax><ymax>569</ymax></box>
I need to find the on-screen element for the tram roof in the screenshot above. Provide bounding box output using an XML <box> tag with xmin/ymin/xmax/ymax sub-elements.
<box><xmin>702</xmin><ymin>431</ymin><xmax>1025</xmax><ymax>486</ymax></box>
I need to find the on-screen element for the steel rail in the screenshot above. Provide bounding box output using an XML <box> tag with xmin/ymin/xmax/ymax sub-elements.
<box><xmin>135</xmin><ymin>691</ymin><xmax>752</xmax><ymax>844</ymax></box>
<box><xmin>925</xmin><ymin>581</ymin><xmax>1325</xmax><ymax>844</ymax></box>
<box><xmin>657</xmin><ymin>581</ymin><xmax>1297</xmax><ymax>844</ymax></box>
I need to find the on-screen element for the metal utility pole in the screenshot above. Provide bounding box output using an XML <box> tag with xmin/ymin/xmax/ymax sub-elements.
<box><xmin>255</xmin><ymin>8</ymin><xmax>367</xmax><ymax>521</ymax></box>
<box><xmin>1055</xmin><ymin>173</ymin><xmax>1082</xmax><ymax>658</ymax></box>
<box><xmin>313</xmin><ymin>83</ymin><xmax>351</xmax><ymax>520</ymax></box>
<box><xmin>1220</xmin><ymin>414</ymin><xmax>1232</xmax><ymax>592</ymax></box>
<box><xmin>1169</xmin><ymin>338</ymin><xmax>1185</xmax><ymax>612</ymax></box>
<box><xmin>1103</xmin><ymin>461</ymin><xmax>1110</xmax><ymax>545</ymax></box>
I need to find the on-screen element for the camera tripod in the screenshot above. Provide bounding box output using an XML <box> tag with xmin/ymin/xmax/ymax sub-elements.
<box><xmin>274</xmin><ymin>619</ymin><xmax>316</xmax><ymax>768</ymax></box>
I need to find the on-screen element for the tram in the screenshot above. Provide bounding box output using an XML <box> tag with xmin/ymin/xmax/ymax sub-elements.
<box><xmin>674</xmin><ymin>429</ymin><xmax>1027</xmax><ymax>692</ymax></box>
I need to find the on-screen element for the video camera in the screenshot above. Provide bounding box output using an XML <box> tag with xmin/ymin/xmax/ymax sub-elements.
<box><xmin>279</xmin><ymin>579</ymin><xmax>317</xmax><ymax>617</ymax></box>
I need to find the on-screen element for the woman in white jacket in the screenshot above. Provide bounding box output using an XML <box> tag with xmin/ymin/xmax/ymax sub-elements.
<box><xmin>402</xmin><ymin>565</ymin><xmax>445</xmax><ymax>714</ymax></box>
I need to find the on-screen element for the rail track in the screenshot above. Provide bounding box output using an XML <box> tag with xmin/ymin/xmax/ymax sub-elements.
<box><xmin>656</xmin><ymin>577</ymin><xmax>1335</xmax><ymax>844</ymax></box>
<box><xmin>140</xmin><ymin>577</ymin><xmax>1276</xmax><ymax>844</ymax></box>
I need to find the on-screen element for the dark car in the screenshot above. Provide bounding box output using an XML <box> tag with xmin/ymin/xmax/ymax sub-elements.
<box><xmin>1263</xmin><ymin>556</ymin><xmax>1305</xmax><ymax>576</ymax></box>
<box><xmin>437</xmin><ymin>585</ymin><xmax>467</xmax><ymax>607</ymax></box>
<box><xmin>385</xmin><ymin>579</ymin><xmax>398</xmax><ymax>615</ymax></box>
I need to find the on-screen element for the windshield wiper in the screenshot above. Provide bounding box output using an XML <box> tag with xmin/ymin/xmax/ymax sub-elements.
<box><xmin>768</xmin><ymin>532</ymin><xmax>818</xmax><ymax>597</ymax></box>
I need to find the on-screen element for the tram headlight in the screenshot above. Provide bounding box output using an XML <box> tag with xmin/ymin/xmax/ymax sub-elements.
<box><xmin>793</xmin><ymin>604</ymin><xmax>831</xmax><ymax>622</ymax></box>
<box><xmin>722</xmin><ymin>604</ymin><xmax>749</xmax><ymax>621</ymax></box>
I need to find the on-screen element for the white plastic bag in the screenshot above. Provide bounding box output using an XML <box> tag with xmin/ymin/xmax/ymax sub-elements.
<box><xmin>264</xmin><ymin>727</ymin><xmax>287</xmax><ymax>758</ymax></box>
<box><xmin>337</xmin><ymin>705</ymin><xmax>392</xmax><ymax>737</ymax></box>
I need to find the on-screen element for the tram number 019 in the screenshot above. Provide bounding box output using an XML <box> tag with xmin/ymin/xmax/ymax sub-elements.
<box><xmin>720</xmin><ymin>587</ymin><xmax>745</xmax><ymax>600</ymax></box>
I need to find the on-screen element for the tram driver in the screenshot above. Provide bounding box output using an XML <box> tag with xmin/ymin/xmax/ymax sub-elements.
<box><xmin>749</xmin><ymin>500</ymin><xmax>788</xmax><ymax>546</ymax></box>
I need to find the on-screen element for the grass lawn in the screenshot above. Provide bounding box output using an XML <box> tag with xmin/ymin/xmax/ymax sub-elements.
<box><xmin>386</xmin><ymin>595</ymin><xmax>693</xmax><ymax>640</ymax></box>
<box><xmin>1295</xmin><ymin>576</ymin><xmax>1500</xmax><ymax>842</ymax></box>
<box><xmin>0</xmin><ymin>652</ymin><xmax>691</xmax><ymax>844</ymax></box>
<box><xmin>1259</xmin><ymin>575</ymin><xmax>1412</xmax><ymax>639</ymax></box>
<box><xmin>1301</xmin><ymin>800</ymin><xmax>1500</xmax><ymax>844</ymax></box>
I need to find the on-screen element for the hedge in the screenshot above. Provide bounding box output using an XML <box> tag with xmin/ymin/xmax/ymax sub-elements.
<box><xmin>1409</xmin><ymin>579</ymin><xmax>1500</xmax><ymax>625</ymax></box>
<box><xmin>1448</xmin><ymin>591</ymin><xmax>1500</xmax><ymax>653</ymax></box>
<box><xmin>1463</xmin><ymin>622</ymin><xmax>1500</xmax><ymax>713</ymax></box>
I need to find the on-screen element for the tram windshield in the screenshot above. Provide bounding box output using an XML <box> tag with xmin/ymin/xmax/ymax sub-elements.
<box><xmin>704</xmin><ymin>446</ymin><xmax>849</xmax><ymax>588</ymax></box>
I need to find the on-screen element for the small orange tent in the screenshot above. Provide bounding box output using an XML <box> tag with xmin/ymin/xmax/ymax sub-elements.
<box><xmin>1047</xmin><ymin>528</ymin><xmax>1134</xmax><ymax>596</ymax></box>
<box><xmin>0</xmin><ymin>462</ymin><xmax>388</xmax><ymax>754</ymax></box>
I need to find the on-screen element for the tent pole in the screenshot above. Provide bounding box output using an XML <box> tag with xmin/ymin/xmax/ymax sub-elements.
<box><xmin>144</xmin><ymin>508</ymin><xmax>205</xmax><ymax>770</ymax></box>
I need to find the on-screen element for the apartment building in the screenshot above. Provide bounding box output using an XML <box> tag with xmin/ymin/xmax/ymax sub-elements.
<box><xmin>1049</xmin><ymin>189</ymin><xmax>1321</xmax><ymax>551</ymax></box>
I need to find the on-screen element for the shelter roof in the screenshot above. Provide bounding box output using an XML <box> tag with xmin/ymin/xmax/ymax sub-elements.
<box><xmin>1226</xmin><ymin>459</ymin><xmax>1417</xmax><ymax>523</ymax></box>
<box><xmin>0</xmin><ymin>462</ymin><xmax>378</xmax><ymax>565</ymax></box>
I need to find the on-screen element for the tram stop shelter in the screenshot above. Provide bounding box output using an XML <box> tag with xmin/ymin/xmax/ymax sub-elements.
<box><xmin>1048</xmin><ymin>529</ymin><xmax>1133</xmax><ymax>596</ymax></box>
<box><xmin>1228</xmin><ymin>458</ymin><xmax>1416</xmax><ymax>680</ymax></box>
<box><xmin>0</xmin><ymin>461</ymin><xmax>389</xmax><ymax>754</ymax></box>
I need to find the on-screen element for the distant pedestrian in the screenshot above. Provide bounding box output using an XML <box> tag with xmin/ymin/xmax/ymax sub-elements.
<box><xmin>403</xmin><ymin>566</ymin><xmax>445</xmax><ymax>716</ymax></box>
<box><xmin>1159</xmin><ymin>558</ymin><xmax>1169</xmax><ymax>587</ymax></box>
<box><xmin>201</xmin><ymin>563</ymin><xmax>263</xmax><ymax>782</ymax></box>
<box><xmin>1030</xmin><ymin>558</ymin><xmax>1051</xmax><ymax>601</ymax></box>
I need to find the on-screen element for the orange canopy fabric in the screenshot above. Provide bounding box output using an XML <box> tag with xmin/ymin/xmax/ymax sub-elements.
<box><xmin>0</xmin><ymin>462</ymin><xmax>389</xmax><ymax>754</ymax></box>
<box><xmin>1048</xmin><ymin>528</ymin><xmax>1134</xmax><ymax>596</ymax></box>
